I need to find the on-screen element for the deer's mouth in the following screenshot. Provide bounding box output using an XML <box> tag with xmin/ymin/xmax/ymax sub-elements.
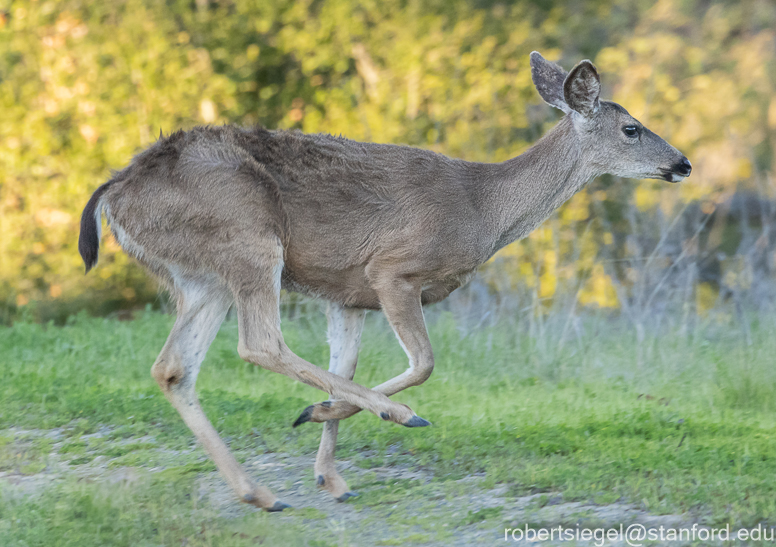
<box><xmin>658</xmin><ymin>170</ymin><xmax>685</xmax><ymax>183</ymax></box>
<box><xmin>658</xmin><ymin>158</ymin><xmax>692</xmax><ymax>183</ymax></box>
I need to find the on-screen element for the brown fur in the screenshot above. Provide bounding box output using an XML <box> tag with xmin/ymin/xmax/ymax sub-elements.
<box><xmin>78</xmin><ymin>52</ymin><xmax>691</xmax><ymax>509</ymax></box>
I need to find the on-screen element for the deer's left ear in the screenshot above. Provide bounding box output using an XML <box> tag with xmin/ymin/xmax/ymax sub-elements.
<box><xmin>530</xmin><ymin>51</ymin><xmax>571</xmax><ymax>114</ymax></box>
<box><xmin>563</xmin><ymin>60</ymin><xmax>600</xmax><ymax>118</ymax></box>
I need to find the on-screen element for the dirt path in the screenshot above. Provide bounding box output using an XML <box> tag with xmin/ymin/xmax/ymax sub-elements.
<box><xmin>206</xmin><ymin>452</ymin><xmax>689</xmax><ymax>546</ymax></box>
<box><xmin>0</xmin><ymin>427</ymin><xmax>692</xmax><ymax>546</ymax></box>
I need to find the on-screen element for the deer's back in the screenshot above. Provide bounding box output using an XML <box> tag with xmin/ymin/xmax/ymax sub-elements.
<box><xmin>103</xmin><ymin>125</ymin><xmax>486</xmax><ymax>307</ymax></box>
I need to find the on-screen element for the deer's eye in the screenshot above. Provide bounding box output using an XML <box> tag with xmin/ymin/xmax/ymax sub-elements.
<box><xmin>622</xmin><ymin>125</ymin><xmax>639</xmax><ymax>138</ymax></box>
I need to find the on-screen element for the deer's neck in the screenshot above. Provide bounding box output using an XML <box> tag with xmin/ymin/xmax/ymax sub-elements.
<box><xmin>473</xmin><ymin>117</ymin><xmax>596</xmax><ymax>256</ymax></box>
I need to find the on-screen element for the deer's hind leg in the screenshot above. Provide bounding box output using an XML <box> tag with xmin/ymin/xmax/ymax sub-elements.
<box><xmin>151</xmin><ymin>272</ymin><xmax>288</xmax><ymax>512</ymax></box>
<box><xmin>231</xmin><ymin>239</ymin><xmax>427</xmax><ymax>428</ymax></box>
<box><xmin>314</xmin><ymin>303</ymin><xmax>366</xmax><ymax>502</ymax></box>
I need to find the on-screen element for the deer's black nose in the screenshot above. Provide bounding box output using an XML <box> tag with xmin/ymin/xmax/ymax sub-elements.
<box><xmin>673</xmin><ymin>157</ymin><xmax>692</xmax><ymax>177</ymax></box>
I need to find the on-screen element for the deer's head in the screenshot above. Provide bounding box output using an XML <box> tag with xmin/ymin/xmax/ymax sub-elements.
<box><xmin>530</xmin><ymin>51</ymin><xmax>691</xmax><ymax>183</ymax></box>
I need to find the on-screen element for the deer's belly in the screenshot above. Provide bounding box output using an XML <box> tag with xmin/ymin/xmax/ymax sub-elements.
<box><xmin>281</xmin><ymin>264</ymin><xmax>381</xmax><ymax>309</ymax></box>
<box><xmin>281</xmin><ymin>262</ymin><xmax>476</xmax><ymax>310</ymax></box>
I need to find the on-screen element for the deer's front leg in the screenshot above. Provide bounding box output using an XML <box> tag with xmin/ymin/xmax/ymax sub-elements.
<box><xmin>295</xmin><ymin>275</ymin><xmax>434</xmax><ymax>426</ymax></box>
<box><xmin>314</xmin><ymin>304</ymin><xmax>365</xmax><ymax>502</ymax></box>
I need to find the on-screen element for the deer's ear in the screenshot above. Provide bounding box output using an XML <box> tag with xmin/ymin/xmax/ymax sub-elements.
<box><xmin>563</xmin><ymin>60</ymin><xmax>600</xmax><ymax>118</ymax></box>
<box><xmin>530</xmin><ymin>51</ymin><xmax>571</xmax><ymax>114</ymax></box>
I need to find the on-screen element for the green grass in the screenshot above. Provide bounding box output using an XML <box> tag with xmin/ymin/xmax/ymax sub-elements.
<box><xmin>0</xmin><ymin>474</ymin><xmax>310</xmax><ymax>547</ymax></box>
<box><xmin>1</xmin><ymin>307</ymin><xmax>776</xmax><ymax>545</ymax></box>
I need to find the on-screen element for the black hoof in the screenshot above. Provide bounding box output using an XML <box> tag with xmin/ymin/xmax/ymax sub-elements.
<box><xmin>266</xmin><ymin>501</ymin><xmax>291</xmax><ymax>512</ymax></box>
<box><xmin>403</xmin><ymin>415</ymin><xmax>431</xmax><ymax>428</ymax></box>
<box><xmin>336</xmin><ymin>491</ymin><xmax>359</xmax><ymax>502</ymax></box>
<box><xmin>317</xmin><ymin>475</ymin><xmax>325</xmax><ymax>486</ymax></box>
<box><xmin>293</xmin><ymin>405</ymin><xmax>314</xmax><ymax>428</ymax></box>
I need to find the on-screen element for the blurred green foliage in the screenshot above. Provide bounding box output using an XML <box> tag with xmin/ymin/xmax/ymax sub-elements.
<box><xmin>1</xmin><ymin>0</ymin><xmax>775</xmax><ymax>322</ymax></box>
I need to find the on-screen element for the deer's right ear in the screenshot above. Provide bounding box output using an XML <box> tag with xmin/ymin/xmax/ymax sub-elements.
<box><xmin>563</xmin><ymin>60</ymin><xmax>600</xmax><ymax>118</ymax></box>
<box><xmin>530</xmin><ymin>51</ymin><xmax>571</xmax><ymax>114</ymax></box>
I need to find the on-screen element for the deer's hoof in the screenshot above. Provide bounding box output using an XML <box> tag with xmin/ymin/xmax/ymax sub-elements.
<box><xmin>293</xmin><ymin>405</ymin><xmax>314</xmax><ymax>428</ymax></box>
<box><xmin>403</xmin><ymin>415</ymin><xmax>431</xmax><ymax>428</ymax></box>
<box><xmin>336</xmin><ymin>491</ymin><xmax>359</xmax><ymax>502</ymax></box>
<box><xmin>266</xmin><ymin>501</ymin><xmax>291</xmax><ymax>512</ymax></box>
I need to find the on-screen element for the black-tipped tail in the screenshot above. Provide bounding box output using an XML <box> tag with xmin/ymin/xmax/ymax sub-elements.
<box><xmin>78</xmin><ymin>181</ymin><xmax>113</xmax><ymax>274</ymax></box>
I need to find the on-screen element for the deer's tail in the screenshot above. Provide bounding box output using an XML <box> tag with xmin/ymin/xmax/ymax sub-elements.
<box><xmin>78</xmin><ymin>179</ymin><xmax>115</xmax><ymax>274</ymax></box>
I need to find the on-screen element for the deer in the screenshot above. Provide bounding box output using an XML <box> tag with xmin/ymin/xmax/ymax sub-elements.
<box><xmin>78</xmin><ymin>52</ymin><xmax>691</xmax><ymax>511</ymax></box>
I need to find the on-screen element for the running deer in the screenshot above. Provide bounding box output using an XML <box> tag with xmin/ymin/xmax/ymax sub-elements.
<box><xmin>78</xmin><ymin>52</ymin><xmax>691</xmax><ymax>510</ymax></box>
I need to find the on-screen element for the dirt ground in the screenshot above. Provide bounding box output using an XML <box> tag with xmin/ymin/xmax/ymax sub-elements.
<box><xmin>0</xmin><ymin>426</ymin><xmax>699</xmax><ymax>546</ymax></box>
